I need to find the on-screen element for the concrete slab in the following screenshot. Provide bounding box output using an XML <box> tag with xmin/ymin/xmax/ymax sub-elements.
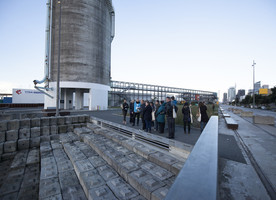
<box><xmin>6</xmin><ymin>130</ymin><xmax>18</xmax><ymax>141</ymax></box>
<box><xmin>50</xmin><ymin>125</ymin><xmax>57</xmax><ymax>135</ymax></box>
<box><xmin>31</xmin><ymin>118</ymin><xmax>40</xmax><ymax>128</ymax></box>
<box><xmin>0</xmin><ymin>132</ymin><xmax>5</xmax><ymax>143</ymax></box>
<box><xmin>58</xmin><ymin>125</ymin><xmax>67</xmax><ymax>134</ymax></box>
<box><xmin>7</xmin><ymin>119</ymin><xmax>19</xmax><ymax>130</ymax></box>
<box><xmin>10</xmin><ymin>150</ymin><xmax>28</xmax><ymax>169</ymax></box>
<box><xmin>80</xmin><ymin>171</ymin><xmax>105</xmax><ymax>196</ymax></box>
<box><xmin>88</xmin><ymin>185</ymin><xmax>118</xmax><ymax>200</ymax></box>
<box><xmin>0</xmin><ymin>121</ymin><xmax>7</xmax><ymax>132</ymax></box>
<box><xmin>29</xmin><ymin>137</ymin><xmax>40</xmax><ymax>148</ymax></box>
<box><xmin>141</xmin><ymin>162</ymin><xmax>173</xmax><ymax>181</ymax></box>
<box><xmin>57</xmin><ymin>160</ymin><xmax>74</xmax><ymax>173</ymax></box>
<box><xmin>59</xmin><ymin>170</ymin><xmax>80</xmax><ymax>189</ymax></box>
<box><xmin>19</xmin><ymin>128</ymin><xmax>30</xmax><ymax>139</ymax></box>
<box><xmin>88</xmin><ymin>156</ymin><xmax>107</xmax><ymax>168</ymax></box>
<box><xmin>4</xmin><ymin>141</ymin><xmax>17</xmax><ymax>153</ymax></box>
<box><xmin>61</xmin><ymin>184</ymin><xmax>87</xmax><ymax>200</ymax></box>
<box><xmin>74</xmin><ymin>159</ymin><xmax>95</xmax><ymax>177</ymax></box>
<box><xmin>39</xmin><ymin>177</ymin><xmax>61</xmax><ymax>199</ymax></box>
<box><xmin>20</xmin><ymin>119</ymin><xmax>31</xmax><ymax>129</ymax></box>
<box><xmin>253</xmin><ymin>115</ymin><xmax>275</xmax><ymax>125</ymax></box>
<box><xmin>26</xmin><ymin>149</ymin><xmax>40</xmax><ymax>165</ymax></box>
<box><xmin>41</xmin><ymin>126</ymin><xmax>50</xmax><ymax>136</ymax></box>
<box><xmin>18</xmin><ymin>138</ymin><xmax>30</xmax><ymax>150</ymax></box>
<box><xmin>97</xmin><ymin>164</ymin><xmax>119</xmax><ymax>181</ymax></box>
<box><xmin>107</xmin><ymin>177</ymin><xmax>139</xmax><ymax>200</ymax></box>
<box><xmin>133</xmin><ymin>143</ymin><xmax>157</xmax><ymax>159</ymax></box>
<box><xmin>148</xmin><ymin>151</ymin><xmax>178</xmax><ymax>172</ymax></box>
<box><xmin>30</xmin><ymin>127</ymin><xmax>40</xmax><ymax>138</ymax></box>
<box><xmin>41</xmin><ymin>117</ymin><xmax>50</xmax><ymax>127</ymax></box>
<box><xmin>151</xmin><ymin>186</ymin><xmax>170</xmax><ymax>200</ymax></box>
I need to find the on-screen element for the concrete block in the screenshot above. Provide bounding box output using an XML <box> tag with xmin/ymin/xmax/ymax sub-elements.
<box><xmin>59</xmin><ymin>133</ymin><xmax>73</xmax><ymax>144</ymax></box>
<box><xmin>0</xmin><ymin>131</ymin><xmax>5</xmax><ymax>142</ymax></box>
<box><xmin>4</xmin><ymin>141</ymin><xmax>17</xmax><ymax>153</ymax></box>
<box><xmin>40</xmin><ymin>194</ymin><xmax>62</xmax><ymax>200</ymax></box>
<box><xmin>131</xmin><ymin>195</ymin><xmax>147</xmax><ymax>200</ymax></box>
<box><xmin>57</xmin><ymin>116</ymin><xmax>65</xmax><ymax>125</ymax></box>
<box><xmin>18</xmin><ymin>184</ymin><xmax>39</xmax><ymax>200</ymax></box>
<box><xmin>30</xmin><ymin>137</ymin><xmax>40</xmax><ymax>148</ymax></box>
<box><xmin>127</xmin><ymin>153</ymin><xmax>146</xmax><ymax>167</ymax></box>
<box><xmin>6</xmin><ymin>130</ymin><xmax>18</xmax><ymax>141</ymax></box>
<box><xmin>30</xmin><ymin>127</ymin><xmax>40</xmax><ymax>138</ymax></box>
<box><xmin>58</xmin><ymin>125</ymin><xmax>67</xmax><ymax>133</ymax></box>
<box><xmin>7</xmin><ymin>119</ymin><xmax>20</xmax><ymax>130</ymax></box>
<box><xmin>78</xmin><ymin>115</ymin><xmax>86</xmax><ymax>123</ymax></box>
<box><xmin>41</xmin><ymin>126</ymin><xmax>50</xmax><ymax>136</ymax></box>
<box><xmin>61</xmin><ymin>184</ymin><xmax>87</xmax><ymax>200</ymax></box>
<box><xmin>10</xmin><ymin>150</ymin><xmax>28</xmax><ymax>169</ymax></box>
<box><xmin>73</xmin><ymin>124</ymin><xmax>82</xmax><ymax>129</ymax></box>
<box><xmin>41</xmin><ymin>117</ymin><xmax>50</xmax><ymax>126</ymax></box>
<box><xmin>253</xmin><ymin>115</ymin><xmax>275</xmax><ymax>125</ymax></box>
<box><xmin>49</xmin><ymin>117</ymin><xmax>57</xmax><ymax>126</ymax></box>
<box><xmin>171</xmin><ymin>161</ymin><xmax>184</xmax><ymax>175</ymax></box>
<box><xmin>84</xmin><ymin>115</ymin><xmax>90</xmax><ymax>122</ymax></box>
<box><xmin>1</xmin><ymin>152</ymin><xmax>16</xmax><ymax>160</ymax></box>
<box><xmin>0</xmin><ymin>179</ymin><xmax>22</xmax><ymax>196</ymax></box>
<box><xmin>39</xmin><ymin>177</ymin><xmax>61</xmax><ymax>199</ymax></box>
<box><xmin>40</xmin><ymin>163</ymin><xmax>58</xmax><ymax>179</ymax></box>
<box><xmin>67</xmin><ymin>124</ymin><xmax>74</xmax><ymax>132</ymax></box>
<box><xmin>241</xmin><ymin>111</ymin><xmax>254</xmax><ymax>117</ymax></box>
<box><xmin>133</xmin><ymin>143</ymin><xmax>157</xmax><ymax>159</ymax></box>
<box><xmin>88</xmin><ymin>156</ymin><xmax>107</xmax><ymax>168</ymax></box>
<box><xmin>116</xmin><ymin>158</ymin><xmax>140</xmax><ymax>181</ymax></box>
<box><xmin>27</xmin><ymin>149</ymin><xmax>40</xmax><ymax>165</ymax></box>
<box><xmin>19</xmin><ymin>128</ymin><xmax>30</xmax><ymax>139</ymax></box>
<box><xmin>74</xmin><ymin>159</ymin><xmax>95</xmax><ymax>177</ymax></box>
<box><xmin>72</xmin><ymin>116</ymin><xmax>79</xmax><ymax>123</ymax></box>
<box><xmin>31</xmin><ymin>118</ymin><xmax>40</xmax><ymax>127</ymax></box>
<box><xmin>233</xmin><ymin>109</ymin><xmax>242</xmax><ymax>114</ymax></box>
<box><xmin>140</xmin><ymin>177</ymin><xmax>166</xmax><ymax>200</ymax></box>
<box><xmin>121</xmin><ymin>139</ymin><xmax>140</xmax><ymax>151</ymax></box>
<box><xmin>65</xmin><ymin>116</ymin><xmax>72</xmax><ymax>124</ymax></box>
<box><xmin>148</xmin><ymin>152</ymin><xmax>178</xmax><ymax>171</ymax></box>
<box><xmin>74</xmin><ymin>128</ymin><xmax>83</xmax><ymax>136</ymax></box>
<box><xmin>18</xmin><ymin>139</ymin><xmax>30</xmax><ymax>150</ymax></box>
<box><xmin>88</xmin><ymin>185</ymin><xmax>117</xmax><ymax>200</ymax></box>
<box><xmin>0</xmin><ymin>142</ymin><xmax>3</xmax><ymax>155</ymax></box>
<box><xmin>59</xmin><ymin>170</ymin><xmax>79</xmax><ymax>189</ymax></box>
<box><xmin>141</xmin><ymin>162</ymin><xmax>173</xmax><ymax>181</ymax></box>
<box><xmin>80</xmin><ymin>171</ymin><xmax>105</xmax><ymax>195</ymax></box>
<box><xmin>107</xmin><ymin>177</ymin><xmax>139</xmax><ymax>200</ymax></box>
<box><xmin>67</xmin><ymin>132</ymin><xmax>79</xmax><ymax>142</ymax></box>
<box><xmin>50</xmin><ymin>134</ymin><xmax>60</xmax><ymax>141</ymax></box>
<box><xmin>40</xmin><ymin>136</ymin><xmax>50</xmax><ymax>142</ymax></box>
<box><xmin>115</xmin><ymin>146</ymin><xmax>132</xmax><ymax>155</ymax></box>
<box><xmin>50</xmin><ymin>125</ymin><xmax>57</xmax><ymax>135</ymax></box>
<box><xmin>20</xmin><ymin>118</ymin><xmax>30</xmax><ymax>128</ymax></box>
<box><xmin>57</xmin><ymin>160</ymin><xmax>74</xmax><ymax>173</ymax></box>
<box><xmin>40</xmin><ymin>141</ymin><xmax>52</xmax><ymax>153</ymax></box>
<box><xmin>97</xmin><ymin>165</ymin><xmax>119</xmax><ymax>181</ymax></box>
<box><xmin>151</xmin><ymin>186</ymin><xmax>170</xmax><ymax>200</ymax></box>
<box><xmin>51</xmin><ymin>140</ymin><xmax>62</xmax><ymax>149</ymax></box>
<box><xmin>0</xmin><ymin>121</ymin><xmax>7</xmax><ymax>131</ymax></box>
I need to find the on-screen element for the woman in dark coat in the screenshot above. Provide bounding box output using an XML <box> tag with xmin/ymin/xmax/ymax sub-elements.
<box><xmin>198</xmin><ymin>102</ymin><xmax>209</xmax><ymax>132</ymax></box>
<box><xmin>182</xmin><ymin>102</ymin><xmax>191</xmax><ymax>134</ymax></box>
<box><xmin>143</xmin><ymin>101</ymin><xmax>152</xmax><ymax>133</ymax></box>
<box><xmin>122</xmin><ymin>99</ymin><xmax>129</xmax><ymax>125</ymax></box>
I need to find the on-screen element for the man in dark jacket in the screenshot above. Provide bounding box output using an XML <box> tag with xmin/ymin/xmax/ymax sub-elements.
<box><xmin>182</xmin><ymin>102</ymin><xmax>191</xmax><ymax>134</ymax></box>
<box><xmin>129</xmin><ymin>99</ymin><xmax>134</xmax><ymax>124</ymax></box>
<box><xmin>140</xmin><ymin>100</ymin><xmax>146</xmax><ymax>130</ymax></box>
<box><xmin>165</xmin><ymin>97</ymin><xmax>178</xmax><ymax>139</ymax></box>
<box><xmin>122</xmin><ymin>99</ymin><xmax>129</xmax><ymax>125</ymax></box>
<box><xmin>154</xmin><ymin>100</ymin><xmax>160</xmax><ymax>131</ymax></box>
<box><xmin>143</xmin><ymin>101</ymin><xmax>152</xmax><ymax>133</ymax></box>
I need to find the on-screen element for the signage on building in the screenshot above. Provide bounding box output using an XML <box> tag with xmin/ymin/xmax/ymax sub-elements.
<box><xmin>259</xmin><ymin>88</ymin><xmax>268</xmax><ymax>95</ymax></box>
<box><xmin>12</xmin><ymin>89</ymin><xmax>44</xmax><ymax>103</ymax></box>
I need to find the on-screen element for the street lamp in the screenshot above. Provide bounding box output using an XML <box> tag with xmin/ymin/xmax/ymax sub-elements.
<box><xmin>56</xmin><ymin>0</ymin><xmax>61</xmax><ymax>116</ymax></box>
<box><xmin>252</xmin><ymin>60</ymin><xmax>256</xmax><ymax>109</ymax></box>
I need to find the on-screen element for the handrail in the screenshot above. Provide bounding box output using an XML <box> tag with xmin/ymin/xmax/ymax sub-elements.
<box><xmin>165</xmin><ymin>116</ymin><xmax>218</xmax><ymax>200</ymax></box>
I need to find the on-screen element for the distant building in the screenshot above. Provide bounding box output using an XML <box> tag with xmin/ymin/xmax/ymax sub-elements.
<box><xmin>223</xmin><ymin>93</ymin><xmax>227</xmax><ymax>103</ymax></box>
<box><xmin>236</xmin><ymin>89</ymin><xmax>245</xmax><ymax>102</ymax></box>
<box><xmin>228</xmin><ymin>87</ymin><xmax>236</xmax><ymax>102</ymax></box>
<box><xmin>248</xmin><ymin>89</ymin><xmax>253</xmax><ymax>96</ymax></box>
<box><xmin>254</xmin><ymin>81</ymin><xmax>261</xmax><ymax>94</ymax></box>
<box><xmin>262</xmin><ymin>84</ymin><xmax>269</xmax><ymax>89</ymax></box>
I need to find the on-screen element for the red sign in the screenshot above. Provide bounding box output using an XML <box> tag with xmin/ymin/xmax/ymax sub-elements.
<box><xmin>195</xmin><ymin>94</ymin><xmax>200</xmax><ymax>101</ymax></box>
<box><xmin>16</xmin><ymin>90</ymin><xmax>22</xmax><ymax>95</ymax></box>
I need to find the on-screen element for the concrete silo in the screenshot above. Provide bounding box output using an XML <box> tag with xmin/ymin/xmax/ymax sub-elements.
<box><xmin>35</xmin><ymin>0</ymin><xmax>115</xmax><ymax>110</ymax></box>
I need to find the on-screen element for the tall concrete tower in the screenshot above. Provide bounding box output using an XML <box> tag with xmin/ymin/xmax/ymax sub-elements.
<box><xmin>39</xmin><ymin>0</ymin><xmax>115</xmax><ymax>110</ymax></box>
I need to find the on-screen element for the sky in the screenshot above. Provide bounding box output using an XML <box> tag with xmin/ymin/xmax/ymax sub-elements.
<box><xmin>0</xmin><ymin>0</ymin><xmax>276</xmax><ymax>101</ymax></box>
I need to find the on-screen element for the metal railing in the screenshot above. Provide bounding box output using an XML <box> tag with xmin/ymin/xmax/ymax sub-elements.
<box><xmin>165</xmin><ymin>116</ymin><xmax>218</xmax><ymax>200</ymax></box>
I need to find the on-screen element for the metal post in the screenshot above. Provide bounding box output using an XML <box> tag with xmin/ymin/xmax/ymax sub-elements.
<box><xmin>56</xmin><ymin>0</ymin><xmax>62</xmax><ymax>116</ymax></box>
<box><xmin>252</xmin><ymin>60</ymin><xmax>256</xmax><ymax>109</ymax></box>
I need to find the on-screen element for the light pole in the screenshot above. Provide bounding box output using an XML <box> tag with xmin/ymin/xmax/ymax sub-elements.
<box><xmin>56</xmin><ymin>0</ymin><xmax>61</xmax><ymax>116</ymax></box>
<box><xmin>252</xmin><ymin>60</ymin><xmax>256</xmax><ymax>109</ymax></box>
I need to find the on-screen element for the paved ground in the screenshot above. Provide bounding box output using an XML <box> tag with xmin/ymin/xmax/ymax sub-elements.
<box><xmin>219</xmin><ymin>105</ymin><xmax>276</xmax><ymax>199</ymax></box>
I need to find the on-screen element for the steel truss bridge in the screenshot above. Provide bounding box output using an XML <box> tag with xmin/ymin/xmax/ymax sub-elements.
<box><xmin>109</xmin><ymin>80</ymin><xmax>217</xmax><ymax>106</ymax></box>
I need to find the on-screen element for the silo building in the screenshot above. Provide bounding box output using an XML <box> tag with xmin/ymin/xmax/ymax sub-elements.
<box><xmin>40</xmin><ymin>0</ymin><xmax>115</xmax><ymax>110</ymax></box>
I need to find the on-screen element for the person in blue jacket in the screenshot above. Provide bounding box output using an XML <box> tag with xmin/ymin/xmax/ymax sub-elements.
<box><xmin>133</xmin><ymin>98</ymin><xmax>141</xmax><ymax>126</ymax></box>
<box><xmin>156</xmin><ymin>101</ymin><xmax>166</xmax><ymax>133</ymax></box>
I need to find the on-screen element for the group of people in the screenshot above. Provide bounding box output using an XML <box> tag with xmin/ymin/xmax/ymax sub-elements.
<box><xmin>121</xmin><ymin>97</ymin><xmax>209</xmax><ymax>139</ymax></box>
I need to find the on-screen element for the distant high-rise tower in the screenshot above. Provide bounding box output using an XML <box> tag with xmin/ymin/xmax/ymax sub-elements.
<box><xmin>228</xmin><ymin>87</ymin><xmax>236</xmax><ymax>102</ymax></box>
